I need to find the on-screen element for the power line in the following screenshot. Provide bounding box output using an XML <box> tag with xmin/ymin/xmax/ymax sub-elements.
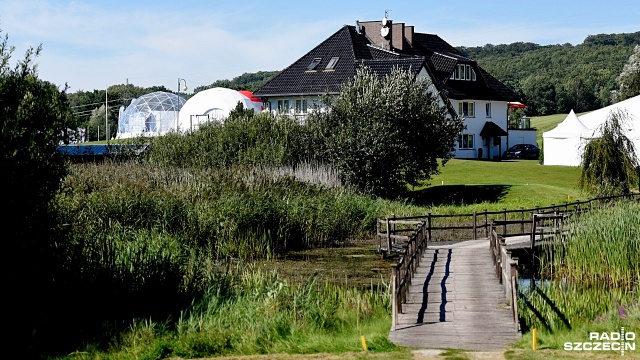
<box><xmin>71</xmin><ymin>97</ymin><xmax>133</xmax><ymax>109</ymax></box>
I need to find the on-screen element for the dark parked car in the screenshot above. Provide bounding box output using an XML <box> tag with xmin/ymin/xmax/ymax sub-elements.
<box><xmin>503</xmin><ymin>144</ymin><xmax>540</xmax><ymax>160</ymax></box>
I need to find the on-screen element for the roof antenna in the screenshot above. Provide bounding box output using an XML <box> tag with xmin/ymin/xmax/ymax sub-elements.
<box><xmin>381</xmin><ymin>9</ymin><xmax>391</xmax><ymax>28</ymax></box>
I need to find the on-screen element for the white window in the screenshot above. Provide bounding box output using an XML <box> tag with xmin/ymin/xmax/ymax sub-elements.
<box><xmin>450</xmin><ymin>64</ymin><xmax>476</xmax><ymax>81</ymax></box>
<box><xmin>485</xmin><ymin>103</ymin><xmax>491</xmax><ymax>117</ymax></box>
<box><xmin>295</xmin><ymin>99</ymin><xmax>307</xmax><ymax>113</ymax></box>
<box><xmin>458</xmin><ymin>134</ymin><xmax>474</xmax><ymax>149</ymax></box>
<box><xmin>325</xmin><ymin>57</ymin><xmax>339</xmax><ymax>70</ymax></box>
<box><xmin>458</xmin><ymin>102</ymin><xmax>475</xmax><ymax>117</ymax></box>
<box><xmin>307</xmin><ymin>58</ymin><xmax>321</xmax><ymax>70</ymax></box>
<box><xmin>277</xmin><ymin>100</ymin><xmax>290</xmax><ymax>112</ymax></box>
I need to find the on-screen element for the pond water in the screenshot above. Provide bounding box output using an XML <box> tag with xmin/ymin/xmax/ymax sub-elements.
<box><xmin>252</xmin><ymin>244</ymin><xmax>395</xmax><ymax>289</ymax></box>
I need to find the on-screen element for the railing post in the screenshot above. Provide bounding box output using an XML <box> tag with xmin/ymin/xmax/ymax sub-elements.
<box><xmin>503</xmin><ymin>208</ymin><xmax>507</xmax><ymax>237</ymax></box>
<box><xmin>499</xmin><ymin>237</ymin><xmax>506</xmax><ymax>284</ymax></box>
<box><xmin>473</xmin><ymin>210</ymin><xmax>477</xmax><ymax>240</ymax></box>
<box><xmin>520</xmin><ymin>207</ymin><xmax>524</xmax><ymax>234</ymax></box>
<box><xmin>427</xmin><ymin>213</ymin><xmax>432</xmax><ymax>242</ymax></box>
<box><xmin>530</xmin><ymin>213</ymin><xmax>537</xmax><ymax>249</ymax></box>
<box><xmin>484</xmin><ymin>209</ymin><xmax>488</xmax><ymax>237</ymax></box>
<box><xmin>400</xmin><ymin>260</ymin><xmax>406</xmax><ymax>307</ymax></box>
<box><xmin>391</xmin><ymin>266</ymin><xmax>397</xmax><ymax>331</ymax></box>
<box><xmin>386</xmin><ymin>217</ymin><xmax>391</xmax><ymax>253</ymax></box>
<box><xmin>391</xmin><ymin>213</ymin><xmax>396</xmax><ymax>237</ymax></box>
<box><xmin>510</xmin><ymin>264</ymin><xmax>519</xmax><ymax>330</ymax></box>
<box><xmin>410</xmin><ymin>236</ymin><xmax>416</xmax><ymax>275</ymax></box>
<box><xmin>377</xmin><ymin>219</ymin><xmax>381</xmax><ymax>252</ymax></box>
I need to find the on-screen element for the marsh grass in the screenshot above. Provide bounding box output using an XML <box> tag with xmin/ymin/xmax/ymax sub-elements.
<box><xmin>58</xmin><ymin>161</ymin><xmax>382</xmax><ymax>258</ymax></box>
<box><xmin>64</xmin><ymin>267</ymin><xmax>396</xmax><ymax>360</ymax></box>
<box><xmin>517</xmin><ymin>201</ymin><xmax>640</xmax><ymax>341</ymax></box>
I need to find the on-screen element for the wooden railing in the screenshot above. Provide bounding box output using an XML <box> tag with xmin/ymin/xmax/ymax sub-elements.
<box><xmin>388</xmin><ymin>219</ymin><xmax>428</xmax><ymax>331</ymax></box>
<box><xmin>490</xmin><ymin>225</ymin><xmax>520</xmax><ymax>330</ymax></box>
<box><xmin>377</xmin><ymin>193</ymin><xmax>639</xmax><ymax>254</ymax></box>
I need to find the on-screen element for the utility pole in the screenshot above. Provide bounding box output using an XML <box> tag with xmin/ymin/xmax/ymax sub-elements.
<box><xmin>105</xmin><ymin>85</ymin><xmax>108</xmax><ymax>141</ymax></box>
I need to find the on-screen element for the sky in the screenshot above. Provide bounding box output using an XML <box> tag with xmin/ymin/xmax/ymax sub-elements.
<box><xmin>1</xmin><ymin>0</ymin><xmax>639</xmax><ymax>93</ymax></box>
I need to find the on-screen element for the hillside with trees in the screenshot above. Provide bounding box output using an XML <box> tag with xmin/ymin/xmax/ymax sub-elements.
<box><xmin>458</xmin><ymin>32</ymin><xmax>640</xmax><ymax>116</ymax></box>
<box><xmin>192</xmin><ymin>70</ymin><xmax>279</xmax><ymax>93</ymax></box>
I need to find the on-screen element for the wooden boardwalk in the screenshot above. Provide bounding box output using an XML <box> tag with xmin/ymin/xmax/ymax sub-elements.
<box><xmin>388</xmin><ymin>239</ymin><xmax>521</xmax><ymax>351</ymax></box>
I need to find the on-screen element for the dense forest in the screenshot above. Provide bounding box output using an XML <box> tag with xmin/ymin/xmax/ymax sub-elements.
<box><xmin>68</xmin><ymin>32</ymin><xmax>639</xmax><ymax>137</ymax></box>
<box><xmin>458</xmin><ymin>32</ymin><xmax>640</xmax><ymax>115</ymax></box>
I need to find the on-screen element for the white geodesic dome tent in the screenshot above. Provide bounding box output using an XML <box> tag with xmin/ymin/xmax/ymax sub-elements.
<box><xmin>116</xmin><ymin>91</ymin><xmax>186</xmax><ymax>139</ymax></box>
<box><xmin>177</xmin><ymin>87</ymin><xmax>261</xmax><ymax>132</ymax></box>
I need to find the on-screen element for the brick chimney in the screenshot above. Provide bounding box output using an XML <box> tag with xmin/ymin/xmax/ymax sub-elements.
<box><xmin>358</xmin><ymin>19</ymin><xmax>414</xmax><ymax>51</ymax></box>
<box><xmin>404</xmin><ymin>25</ymin><xmax>414</xmax><ymax>47</ymax></box>
<box><xmin>391</xmin><ymin>22</ymin><xmax>404</xmax><ymax>51</ymax></box>
<box><xmin>358</xmin><ymin>19</ymin><xmax>391</xmax><ymax>50</ymax></box>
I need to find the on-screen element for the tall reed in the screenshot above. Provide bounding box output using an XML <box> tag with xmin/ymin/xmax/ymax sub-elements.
<box><xmin>85</xmin><ymin>266</ymin><xmax>394</xmax><ymax>359</ymax></box>
<box><xmin>518</xmin><ymin>200</ymin><xmax>640</xmax><ymax>332</ymax></box>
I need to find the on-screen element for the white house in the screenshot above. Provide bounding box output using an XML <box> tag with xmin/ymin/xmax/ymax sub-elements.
<box><xmin>254</xmin><ymin>17</ymin><xmax>522</xmax><ymax>160</ymax></box>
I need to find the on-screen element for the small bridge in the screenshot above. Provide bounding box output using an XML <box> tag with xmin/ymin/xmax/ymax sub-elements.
<box><xmin>378</xmin><ymin>193</ymin><xmax>639</xmax><ymax>351</ymax></box>
<box><xmin>388</xmin><ymin>239</ymin><xmax>520</xmax><ymax>350</ymax></box>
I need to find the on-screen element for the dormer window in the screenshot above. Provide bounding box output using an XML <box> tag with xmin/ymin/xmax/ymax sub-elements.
<box><xmin>450</xmin><ymin>64</ymin><xmax>476</xmax><ymax>81</ymax></box>
<box><xmin>307</xmin><ymin>58</ymin><xmax>322</xmax><ymax>70</ymax></box>
<box><xmin>325</xmin><ymin>57</ymin><xmax>339</xmax><ymax>70</ymax></box>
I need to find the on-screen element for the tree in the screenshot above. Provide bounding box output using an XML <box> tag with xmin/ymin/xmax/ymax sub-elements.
<box><xmin>612</xmin><ymin>44</ymin><xmax>640</xmax><ymax>102</ymax></box>
<box><xmin>87</xmin><ymin>104</ymin><xmax>108</xmax><ymax>140</ymax></box>
<box><xmin>579</xmin><ymin>108</ymin><xmax>639</xmax><ymax>196</ymax></box>
<box><xmin>308</xmin><ymin>65</ymin><xmax>464</xmax><ymax>197</ymax></box>
<box><xmin>521</xmin><ymin>75</ymin><xmax>557</xmax><ymax>115</ymax></box>
<box><xmin>1</xmin><ymin>29</ymin><xmax>73</xmax><ymax>356</ymax></box>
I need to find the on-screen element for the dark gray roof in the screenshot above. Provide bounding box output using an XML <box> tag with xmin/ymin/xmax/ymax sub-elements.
<box><xmin>480</xmin><ymin>121</ymin><xmax>508</xmax><ymax>137</ymax></box>
<box><xmin>254</xmin><ymin>23</ymin><xmax>520</xmax><ymax>103</ymax></box>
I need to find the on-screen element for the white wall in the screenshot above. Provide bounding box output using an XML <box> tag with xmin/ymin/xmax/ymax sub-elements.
<box><xmin>451</xmin><ymin>99</ymin><xmax>509</xmax><ymax>159</ymax></box>
<box><xmin>508</xmin><ymin>129</ymin><xmax>537</xmax><ymax>148</ymax></box>
<box><xmin>543</xmin><ymin>136</ymin><xmax>587</xmax><ymax>166</ymax></box>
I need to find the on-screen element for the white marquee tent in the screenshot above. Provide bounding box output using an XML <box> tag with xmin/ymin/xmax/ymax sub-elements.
<box><xmin>543</xmin><ymin>95</ymin><xmax>640</xmax><ymax>166</ymax></box>
<box><xmin>542</xmin><ymin>110</ymin><xmax>590</xmax><ymax>166</ymax></box>
<box><xmin>177</xmin><ymin>87</ymin><xmax>262</xmax><ymax>132</ymax></box>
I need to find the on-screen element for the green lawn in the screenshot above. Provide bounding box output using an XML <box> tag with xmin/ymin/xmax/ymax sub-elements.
<box><xmin>412</xmin><ymin>159</ymin><xmax>585</xmax><ymax>210</ymax></box>
<box><xmin>404</xmin><ymin>113</ymin><xmax>594</xmax><ymax>211</ymax></box>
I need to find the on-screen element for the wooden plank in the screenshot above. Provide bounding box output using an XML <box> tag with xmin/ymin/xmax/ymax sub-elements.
<box><xmin>388</xmin><ymin>241</ymin><xmax>521</xmax><ymax>351</ymax></box>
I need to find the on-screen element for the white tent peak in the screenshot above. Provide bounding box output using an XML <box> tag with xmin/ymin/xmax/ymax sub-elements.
<box><xmin>544</xmin><ymin>109</ymin><xmax>590</xmax><ymax>138</ymax></box>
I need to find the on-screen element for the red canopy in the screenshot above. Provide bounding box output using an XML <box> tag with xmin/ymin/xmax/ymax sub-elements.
<box><xmin>508</xmin><ymin>102</ymin><xmax>526</xmax><ymax>109</ymax></box>
<box><xmin>238</xmin><ymin>90</ymin><xmax>261</xmax><ymax>103</ymax></box>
